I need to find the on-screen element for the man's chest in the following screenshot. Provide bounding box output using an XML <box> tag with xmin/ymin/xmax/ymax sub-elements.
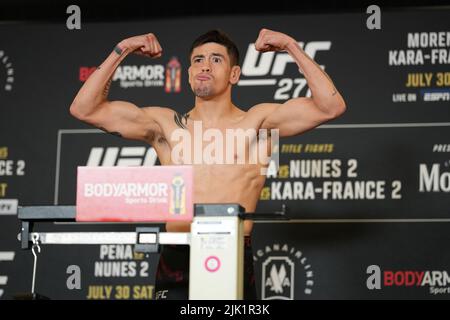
<box><xmin>156</xmin><ymin>122</ymin><xmax>272</xmax><ymax>165</ymax></box>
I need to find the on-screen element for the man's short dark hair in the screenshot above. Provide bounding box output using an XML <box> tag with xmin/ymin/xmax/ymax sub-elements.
<box><xmin>189</xmin><ymin>30</ymin><xmax>240</xmax><ymax>66</ymax></box>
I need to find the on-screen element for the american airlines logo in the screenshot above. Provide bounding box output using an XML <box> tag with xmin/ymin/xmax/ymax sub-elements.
<box><xmin>0</xmin><ymin>251</ymin><xmax>15</xmax><ymax>298</ymax></box>
<box><xmin>263</xmin><ymin>257</ymin><xmax>294</xmax><ymax>298</ymax></box>
<box><xmin>254</xmin><ymin>243</ymin><xmax>314</xmax><ymax>300</ymax></box>
<box><xmin>87</xmin><ymin>147</ymin><xmax>158</xmax><ymax>166</ymax></box>
<box><xmin>239</xmin><ymin>41</ymin><xmax>331</xmax><ymax>100</ymax></box>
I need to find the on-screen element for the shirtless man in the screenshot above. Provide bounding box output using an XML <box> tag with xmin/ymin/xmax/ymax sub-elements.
<box><xmin>69</xmin><ymin>29</ymin><xmax>346</xmax><ymax>299</ymax></box>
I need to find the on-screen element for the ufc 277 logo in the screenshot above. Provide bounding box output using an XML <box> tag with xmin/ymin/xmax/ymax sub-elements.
<box><xmin>239</xmin><ymin>41</ymin><xmax>331</xmax><ymax>101</ymax></box>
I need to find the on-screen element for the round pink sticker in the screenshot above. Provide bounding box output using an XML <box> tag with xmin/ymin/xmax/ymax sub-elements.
<box><xmin>204</xmin><ymin>256</ymin><xmax>221</xmax><ymax>272</ymax></box>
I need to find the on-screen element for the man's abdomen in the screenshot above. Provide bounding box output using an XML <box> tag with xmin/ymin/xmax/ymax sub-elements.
<box><xmin>166</xmin><ymin>164</ymin><xmax>265</xmax><ymax>235</ymax></box>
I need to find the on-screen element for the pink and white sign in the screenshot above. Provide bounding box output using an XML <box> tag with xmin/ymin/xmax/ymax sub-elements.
<box><xmin>76</xmin><ymin>166</ymin><xmax>193</xmax><ymax>222</ymax></box>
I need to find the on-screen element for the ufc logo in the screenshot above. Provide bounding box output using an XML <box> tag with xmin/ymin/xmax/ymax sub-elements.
<box><xmin>87</xmin><ymin>147</ymin><xmax>157</xmax><ymax>166</ymax></box>
<box><xmin>241</xmin><ymin>41</ymin><xmax>331</xmax><ymax>76</ymax></box>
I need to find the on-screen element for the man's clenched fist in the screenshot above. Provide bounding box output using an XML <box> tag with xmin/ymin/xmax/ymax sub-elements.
<box><xmin>118</xmin><ymin>33</ymin><xmax>163</xmax><ymax>58</ymax></box>
<box><xmin>254</xmin><ymin>28</ymin><xmax>296</xmax><ymax>52</ymax></box>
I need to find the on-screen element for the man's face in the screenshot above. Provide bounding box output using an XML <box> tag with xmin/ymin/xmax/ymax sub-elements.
<box><xmin>188</xmin><ymin>42</ymin><xmax>240</xmax><ymax>98</ymax></box>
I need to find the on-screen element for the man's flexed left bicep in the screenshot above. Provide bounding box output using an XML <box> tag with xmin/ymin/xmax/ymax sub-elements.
<box><xmin>252</xmin><ymin>28</ymin><xmax>347</xmax><ymax>137</ymax></box>
<box><xmin>255</xmin><ymin>97</ymin><xmax>343</xmax><ymax>138</ymax></box>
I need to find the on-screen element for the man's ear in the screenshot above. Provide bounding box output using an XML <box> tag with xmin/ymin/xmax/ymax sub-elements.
<box><xmin>229</xmin><ymin>65</ymin><xmax>241</xmax><ymax>85</ymax></box>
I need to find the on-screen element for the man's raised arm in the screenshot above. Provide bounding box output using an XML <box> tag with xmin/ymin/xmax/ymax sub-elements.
<box><xmin>251</xmin><ymin>28</ymin><xmax>346</xmax><ymax>137</ymax></box>
<box><xmin>69</xmin><ymin>33</ymin><xmax>167</xmax><ymax>141</ymax></box>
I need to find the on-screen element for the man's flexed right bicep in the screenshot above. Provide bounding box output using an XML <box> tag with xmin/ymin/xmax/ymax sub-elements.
<box><xmin>69</xmin><ymin>33</ymin><xmax>164</xmax><ymax>141</ymax></box>
<box><xmin>80</xmin><ymin>102</ymin><xmax>170</xmax><ymax>141</ymax></box>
